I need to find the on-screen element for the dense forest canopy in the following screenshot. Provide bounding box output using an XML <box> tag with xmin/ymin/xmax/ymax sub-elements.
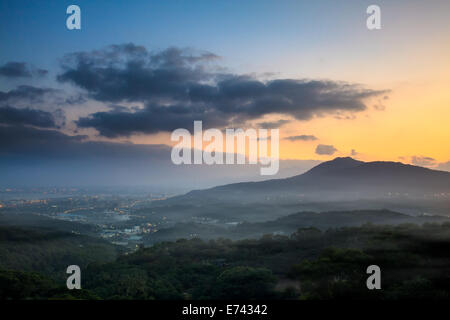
<box><xmin>1</xmin><ymin>221</ymin><xmax>450</xmax><ymax>299</ymax></box>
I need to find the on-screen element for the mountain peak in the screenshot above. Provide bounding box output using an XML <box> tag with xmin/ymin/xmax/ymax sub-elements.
<box><xmin>306</xmin><ymin>157</ymin><xmax>364</xmax><ymax>174</ymax></box>
<box><xmin>328</xmin><ymin>157</ymin><xmax>363</xmax><ymax>165</ymax></box>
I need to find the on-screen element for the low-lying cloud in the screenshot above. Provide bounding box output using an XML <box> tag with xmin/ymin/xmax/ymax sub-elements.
<box><xmin>436</xmin><ymin>161</ymin><xmax>450</xmax><ymax>172</ymax></box>
<box><xmin>411</xmin><ymin>155</ymin><xmax>437</xmax><ymax>167</ymax></box>
<box><xmin>285</xmin><ymin>134</ymin><xmax>318</xmax><ymax>142</ymax></box>
<box><xmin>315</xmin><ymin>144</ymin><xmax>338</xmax><ymax>155</ymax></box>
<box><xmin>0</xmin><ymin>106</ymin><xmax>57</xmax><ymax>128</ymax></box>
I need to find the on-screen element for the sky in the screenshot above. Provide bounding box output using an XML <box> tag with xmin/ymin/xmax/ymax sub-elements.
<box><xmin>0</xmin><ymin>0</ymin><xmax>449</xmax><ymax>187</ymax></box>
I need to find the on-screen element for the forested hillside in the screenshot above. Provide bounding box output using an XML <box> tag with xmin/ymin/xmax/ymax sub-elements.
<box><xmin>3</xmin><ymin>222</ymin><xmax>449</xmax><ymax>299</ymax></box>
<box><xmin>0</xmin><ymin>226</ymin><xmax>119</xmax><ymax>279</ymax></box>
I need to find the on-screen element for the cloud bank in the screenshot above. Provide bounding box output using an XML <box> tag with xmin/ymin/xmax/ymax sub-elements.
<box><xmin>56</xmin><ymin>44</ymin><xmax>387</xmax><ymax>137</ymax></box>
<box><xmin>0</xmin><ymin>62</ymin><xmax>48</xmax><ymax>78</ymax></box>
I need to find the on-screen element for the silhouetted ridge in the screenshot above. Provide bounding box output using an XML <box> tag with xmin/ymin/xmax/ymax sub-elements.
<box><xmin>302</xmin><ymin>157</ymin><xmax>364</xmax><ymax>176</ymax></box>
<box><xmin>179</xmin><ymin>157</ymin><xmax>450</xmax><ymax>201</ymax></box>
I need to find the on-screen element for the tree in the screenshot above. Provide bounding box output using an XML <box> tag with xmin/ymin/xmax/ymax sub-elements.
<box><xmin>214</xmin><ymin>266</ymin><xmax>276</xmax><ymax>299</ymax></box>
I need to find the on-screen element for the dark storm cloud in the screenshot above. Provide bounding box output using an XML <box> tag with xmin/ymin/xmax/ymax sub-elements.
<box><xmin>0</xmin><ymin>62</ymin><xmax>31</xmax><ymax>77</ymax></box>
<box><xmin>0</xmin><ymin>106</ymin><xmax>57</xmax><ymax>128</ymax></box>
<box><xmin>0</xmin><ymin>87</ymin><xmax>67</xmax><ymax>128</ymax></box>
<box><xmin>0</xmin><ymin>124</ymin><xmax>170</xmax><ymax>160</ymax></box>
<box><xmin>58</xmin><ymin>44</ymin><xmax>388</xmax><ymax>137</ymax></box>
<box><xmin>57</xmin><ymin>44</ymin><xmax>219</xmax><ymax>103</ymax></box>
<box><xmin>0</xmin><ymin>86</ymin><xmax>81</xmax><ymax>119</ymax></box>
<box><xmin>258</xmin><ymin>119</ymin><xmax>290</xmax><ymax>129</ymax></box>
<box><xmin>315</xmin><ymin>144</ymin><xmax>337</xmax><ymax>155</ymax></box>
<box><xmin>284</xmin><ymin>134</ymin><xmax>318</xmax><ymax>142</ymax></box>
<box><xmin>0</xmin><ymin>86</ymin><xmax>57</xmax><ymax>103</ymax></box>
<box><xmin>76</xmin><ymin>103</ymin><xmax>229</xmax><ymax>137</ymax></box>
<box><xmin>0</xmin><ymin>62</ymin><xmax>48</xmax><ymax>78</ymax></box>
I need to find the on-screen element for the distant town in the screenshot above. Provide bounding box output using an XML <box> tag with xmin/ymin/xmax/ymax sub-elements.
<box><xmin>0</xmin><ymin>187</ymin><xmax>183</xmax><ymax>250</ymax></box>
